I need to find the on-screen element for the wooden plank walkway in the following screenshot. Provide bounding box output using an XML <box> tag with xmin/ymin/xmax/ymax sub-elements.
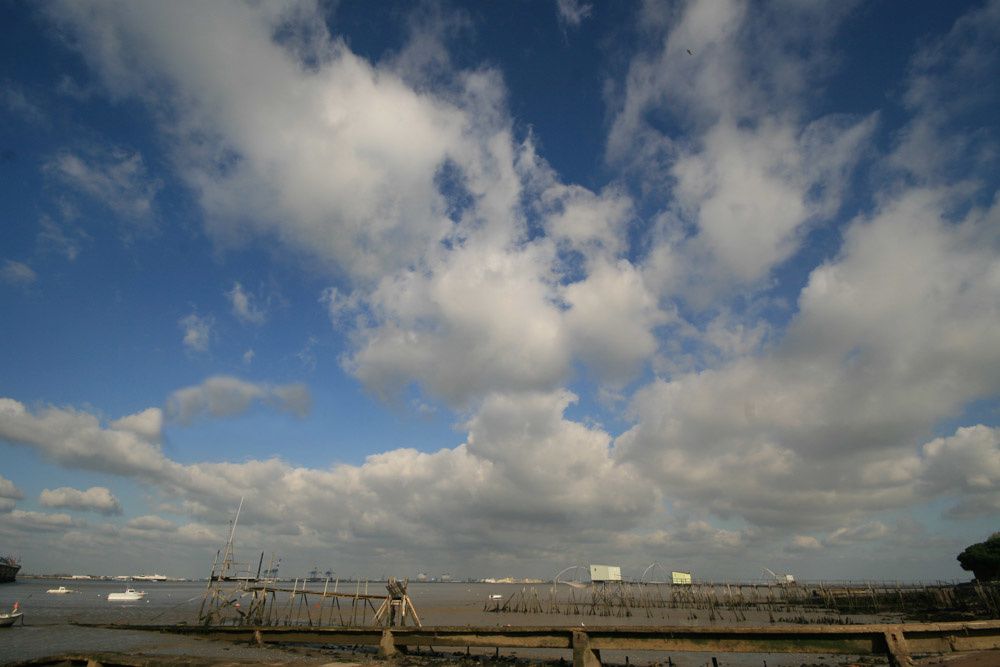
<box><xmin>82</xmin><ymin>619</ymin><xmax>1000</xmax><ymax>667</ymax></box>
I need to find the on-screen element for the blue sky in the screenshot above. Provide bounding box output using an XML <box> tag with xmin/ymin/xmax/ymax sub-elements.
<box><xmin>1</xmin><ymin>0</ymin><xmax>999</xmax><ymax>582</ymax></box>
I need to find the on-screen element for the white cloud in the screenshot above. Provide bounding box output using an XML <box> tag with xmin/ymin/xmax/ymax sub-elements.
<box><xmin>617</xmin><ymin>188</ymin><xmax>1000</xmax><ymax>531</ymax></box>
<box><xmin>243</xmin><ymin>348</ymin><xmax>255</xmax><ymax>365</ymax></box>
<box><xmin>110</xmin><ymin>407</ymin><xmax>163</xmax><ymax>442</ymax></box>
<box><xmin>179</xmin><ymin>312</ymin><xmax>212</xmax><ymax>353</ymax></box>
<box><xmin>668</xmin><ymin>115</ymin><xmax>875</xmax><ymax>292</ymax></box>
<box><xmin>608</xmin><ymin>0</ymin><xmax>873</xmax><ymax>300</ymax></box>
<box><xmin>920</xmin><ymin>425</ymin><xmax>1000</xmax><ymax>517</ymax></box>
<box><xmin>341</xmin><ymin>241</ymin><xmax>571</xmax><ymax>405</ymax></box>
<box><xmin>40</xmin><ymin>486</ymin><xmax>122</xmax><ymax>515</ymax></box>
<box><xmin>0</xmin><ymin>388</ymin><xmax>652</xmax><ymax>570</ymax></box>
<box><xmin>46</xmin><ymin>0</ymin><xmax>691</xmax><ymax>407</ymax></box>
<box><xmin>46</xmin><ymin>0</ymin><xmax>518</xmax><ymax>284</ymax></box>
<box><xmin>226</xmin><ymin>282</ymin><xmax>266</xmax><ymax>325</ymax></box>
<box><xmin>0</xmin><ymin>397</ymin><xmax>174</xmax><ymax>477</ymax></box>
<box><xmin>535</xmin><ymin>173</ymin><xmax>632</xmax><ymax>263</ymax></box>
<box><xmin>1</xmin><ymin>259</ymin><xmax>37</xmax><ymax>286</ymax></box>
<box><xmin>0</xmin><ymin>383</ymin><xmax>995</xmax><ymax>575</ymax></box>
<box><xmin>562</xmin><ymin>259</ymin><xmax>669</xmax><ymax>383</ymax></box>
<box><xmin>165</xmin><ymin>376</ymin><xmax>311</xmax><ymax>425</ymax></box>
<box><xmin>0</xmin><ymin>475</ymin><xmax>23</xmax><ymax>500</ymax></box>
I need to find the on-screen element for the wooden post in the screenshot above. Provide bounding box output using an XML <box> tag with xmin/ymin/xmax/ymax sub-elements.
<box><xmin>883</xmin><ymin>627</ymin><xmax>912</xmax><ymax>667</ymax></box>
<box><xmin>379</xmin><ymin>628</ymin><xmax>397</xmax><ymax>657</ymax></box>
<box><xmin>572</xmin><ymin>630</ymin><xmax>602</xmax><ymax>667</ymax></box>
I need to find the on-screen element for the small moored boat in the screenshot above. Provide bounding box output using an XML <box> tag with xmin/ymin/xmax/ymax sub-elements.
<box><xmin>47</xmin><ymin>586</ymin><xmax>74</xmax><ymax>594</ymax></box>
<box><xmin>107</xmin><ymin>588</ymin><xmax>146</xmax><ymax>602</ymax></box>
<box><xmin>0</xmin><ymin>602</ymin><xmax>22</xmax><ymax>627</ymax></box>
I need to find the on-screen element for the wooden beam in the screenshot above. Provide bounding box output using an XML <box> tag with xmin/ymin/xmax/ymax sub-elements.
<box><xmin>81</xmin><ymin>619</ymin><xmax>1000</xmax><ymax>662</ymax></box>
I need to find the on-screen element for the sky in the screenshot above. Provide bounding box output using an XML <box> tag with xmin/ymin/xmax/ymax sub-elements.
<box><xmin>1</xmin><ymin>0</ymin><xmax>999</xmax><ymax>583</ymax></box>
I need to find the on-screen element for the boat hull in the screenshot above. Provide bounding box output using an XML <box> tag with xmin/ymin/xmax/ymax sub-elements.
<box><xmin>0</xmin><ymin>612</ymin><xmax>22</xmax><ymax>627</ymax></box>
<box><xmin>108</xmin><ymin>589</ymin><xmax>146</xmax><ymax>602</ymax></box>
<box><xmin>0</xmin><ymin>559</ymin><xmax>20</xmax><ymax>584</ymax></box>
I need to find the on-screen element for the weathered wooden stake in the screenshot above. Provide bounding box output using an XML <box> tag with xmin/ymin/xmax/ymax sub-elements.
<box><xmin>379</xmin><ymin>628</ymin><xmax>397</xmax><ymax>657</ymax></box>
<box><xmin>572</xmin><ymin>631</ymin><xmax>601</xmax><ymax>667</ymax></box>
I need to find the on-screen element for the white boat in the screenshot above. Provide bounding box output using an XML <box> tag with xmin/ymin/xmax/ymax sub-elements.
<box><xmin>107</xmin><ymin>587</ymin><xmax>146</xmax><ymax>602</ymax></box>
<box><xmin>47</xmin><ymin>586</ymin><xmax>74</xmax><ymax>594</ymax></box>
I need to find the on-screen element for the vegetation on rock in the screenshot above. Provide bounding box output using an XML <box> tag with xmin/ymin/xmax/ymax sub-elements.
<box><xmin>957</xmin><ymin>532</ymin><xmax>1000</xmax><ymax>581</ymax></box>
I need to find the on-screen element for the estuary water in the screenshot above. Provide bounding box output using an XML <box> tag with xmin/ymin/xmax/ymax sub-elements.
<box><xmin>0</xmin><ymin>578</ymin><xmax>885</xmax><ymax>666</ymax></box>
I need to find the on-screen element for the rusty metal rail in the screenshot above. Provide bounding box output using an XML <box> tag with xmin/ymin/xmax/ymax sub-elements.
<box><xmin>83</xmin><ymin>619</ymin><xmax>1000</xmax><ymax>667</ymax></box>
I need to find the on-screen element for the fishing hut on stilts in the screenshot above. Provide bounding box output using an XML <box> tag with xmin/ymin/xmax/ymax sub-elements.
<box><xmin>197</xmin><ymin>499</ymin><xmax>421</xmax><ymax>628</ymax></box>
<box><xmin>373</xmin><ymin>577</ymin><xmax>421</xmax><ymax>627</ymax></box>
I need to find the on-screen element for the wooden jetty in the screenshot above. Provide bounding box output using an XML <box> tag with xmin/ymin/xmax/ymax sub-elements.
<box><xmin>80</xmin><ymin>619</ymin><xmax>1000</xmax><ymax>667</ymax></box>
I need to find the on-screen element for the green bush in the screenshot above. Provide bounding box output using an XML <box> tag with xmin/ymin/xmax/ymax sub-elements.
<box><xmin>957</xmin><ymin>532</ymin><xmax>1000</xmax><ymax>581</ymax></box>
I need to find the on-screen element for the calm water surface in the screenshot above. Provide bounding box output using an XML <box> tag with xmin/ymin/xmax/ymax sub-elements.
<box><xmin>0</xmin><ymin>579</ymin><xmax>884</xmax><ymax>666</ymax></box>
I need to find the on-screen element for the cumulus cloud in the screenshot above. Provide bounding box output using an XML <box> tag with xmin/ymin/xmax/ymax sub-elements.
<box><xmin>0</xmin><ymin>398</ymin><xmax>173</xmax><ymax>477</ymax></box>
<box><xmin>608</xmin><ymin>0</ymin><xmax>873</xmax><ymax>300</ymax></box>
<box><xmin>179</xmin><ymin>312</ymin><xmax>212</xmax><ymax>352</ymax></box>
<box><xmin>1</xmin><ymin>386</ymin><xmax>997</xmax><ymax>575</ymax></box>
<box><xmin>617</xmin><ymin>188</ymin><xmax>1000</xmax><ymax>531</ymax></box>
<box><xmin>110</xmin><ymin>407</ymin><xmax>163</xmax><ymax>442</ymax></box>
<box><xmin>48</xmin><ymin>0</ymin><xmax>650</xmax><ymax>407</ymax></box>
<box><xmin>339</xmin><ymin>241</ymin><xmax>571</xmax><ymax>405</ymax></box>
<box><xmin>920</xmin><ymin>425</ymin><xmax>1000</xmax><ymax>517</ymax></box>
<box><xmin>665</xmin><ymin>114</ymin><xmax>875</xmax><ymax>294</ymax></box>
<box><xmin>165</xmin><ymin>376</ymin><xmax>311</xmax><ymax>425</ymax></box>
<box><xmin>1</xmin><ymin>259</ymin><xmax>37</xmax><ymax>286</ymax></box>
<box><xmin>0</xmin><ymin>388</ymin><xmax>653</xmax><ymax>570</ymax></box>
<box><xmin>0</xmin><ymin>476</ymin><xmax>22</xmax><ymax>513</ymax></box>
<box><xmin>562</xmin><ymin>259</ymin><xmax>668</xmax><ymax>383</ymax></box>
<box><xmin>0</xmin><ymin>476</ymin><xmax>22</xmax><ymax>501</ymax></box>
<box><xmin>45</xmin><ymin>0</ymin><xmax>516</xmax><ymax>284</ymax></box>
<box><xmin>40</xmin><ymin>486</ymin><xmax>122</xmax><ymax>515</ymax></box>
